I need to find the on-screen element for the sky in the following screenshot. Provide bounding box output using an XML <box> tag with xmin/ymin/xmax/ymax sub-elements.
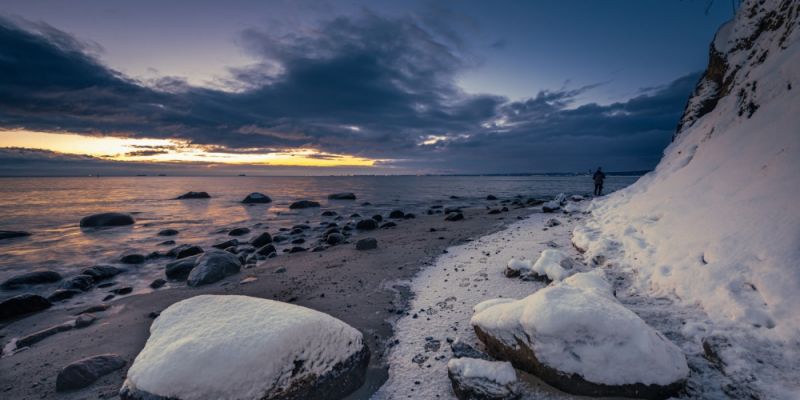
<box><xmin>0</xmin><ymin>0</ymin><xmax>733</xmax><ymax>176</ymax></box>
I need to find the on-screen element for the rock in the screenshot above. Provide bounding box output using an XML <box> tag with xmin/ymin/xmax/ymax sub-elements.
<box><xmin>356</xmin><ymin>238</ymin><xmax>378</xmax><ymax>251</ymax></box>
<box><xmin>17</xmin><ymin>322</ymin><xmax>75</xmax><ymax>348</ymax></box>
<box><xmin>48</xmin><ymin>289</ymin><xmax>82</xmax><ymax>302</ymax></box>
<box><xmin>321</xmin><ymin>210</ymin><xmax>338</xmax><ymax>217</ymax></box>
<box><xmin>157</xmin><ymin>229</ymin><xmax>179</xmax><ymax>236</ymax></box>
<box><xmin>228</xmin><ymin>227</ymin><xmax>251</xmax><ymax>236</ymax></box>
<box><xmin>1</xmin><ymin>269</ymin><xmax>62</xmax><ymax>289</ymax></box>
<box><xmin>444</xmin><ymin>207</ymin><xmax>462</xmax><ymax>214</ymax></box>
<box><xmin>165</xmin><ymin>256</ymin><xmax>199</xmax><ymax>280</ymax></box>
<box><xmin>187</xmin><ymin>250</ymin><xmax>242</xmax><ymax>286</ymax></box>
<box><xmin>241</xmin><ymin>192</ymin><xmax>272</xmax><ymax>204</ymax></box>
<box><xmin>120</xmin><ymin>253</ymin><xmax>146</xmax><ymax>264</ymax></box>
<box><xmin>56</xmin><ymin>354</ymin><xmax>126</xmax><ymax>392</ymax></box>
<box><xmin>273</xmin><ymin>234</ymin><xmax>289</xmax><ymax>243</ymax></box>
<box><xmin>546</xmin><ymin>218</ymin><xmax>561</xmax><ymax>227</ymax></box>
<box><xmin>488</xmin><ymin>209</ymin><xmax>501</xmax><ymax>215</ymax></box>
<box><xmin>470</xmin><ymin>275</ymin><xmax>688</xmax><ymax>399</ymax></box>
<box><xmin>119</xmin><ymin>295</ymin><xmax>369</xmax><ymax>400</ymax></box>
<box><xmin>486</xmin><ymin>195</ymin><xmax>498</xmax><ymax>200</ymax></box>
<box><xmin>250</xmin><ymin>232</ymin><xmax>273</xmax><ymax>248</ymax></box>
<box><xmin>328</xmin><ymin>192</ymin><xmax>357</xmax><ymax>200</ymax></box>
<box><xmin>0</xmin><ymin>230</ymin><xmax>31</xmax><ymax>240</ymax></box>
<box><xmin>447</xmin><ymin>357</ymin><xmax>519</xmax><ymax>400</ymax></box>
<box><xmin>175</xmin><ymin>245</ymin><xmax>203</xmax><ymax>259</ymax></box>
<box><xmin>289</xmin><ymin>200</ymin><xmax>321</xmax><ymax>209</ymax></box>
<box><xmin>175</xmin><ymin>191</ymin><xmax>210</xmax><ymax>199</ymax></box>
<box><xmin>326</xmin><ymin>233</ymin><xmax>346</xmax><ymax>245</ymax></box>
<box><xmin>451</xmin><ymin>340</ymin><xmax>490</xmax><ymax>360</ymax></box>
<box><xmin>75</xmin><ymin>304</ymin><xmax>110</xmax><ymax>315</ymax></box>
<box><xmin>542</xmin><ymin>201</ymin><xmax>560</xmax><ymax>213</ymax></box>
<box><xmin>445</xmin><ymin>212</ymin><xmax>465</xmax><ymax>221</ymax></box>
<box><xmin>79</xmin><ymin>212</ymin><xmax>135</xmax><ymax>228</ymax></box>
<box><xmin>81</xmin><ymin>265</ymin><xmax>123</xmax><ymax>281</ymax></box>
<box><xmin>289</xmin><ymin>246</ymin><xmax>307</xmax><ymax>253</ymax></box>
<box><xmin>356</xmin><ymin>219</ymin><xmax>378</xmax><ymax>230</ymax></box>
<box><xmin>60</xmin><ymin>275</ymin><xmax>95</xmax><ymax>291</ymax></box>
<box><xmin>159</xmin><ymin>240</ymin><xmax>176</xmax><ymax>246</ymax></box>
<box><xmin>404</xmin><ymin>213</ymin><xmax>416</xmax><ymax>219</ymax></box>
<box><xmin>291</xmin><ymin>238</ymin><xmax>305</xmax><ymax>244</ymax></box>
<box><xmin>380</xmin><ymin>222</ymin><xmax>397</xmax><ymax>229</ymax></box>
<box><xmin>388</xmin><ymin>210</ymin><xmax>405</xmax><ymax>219</ymax></box>
<box><xmin>212</xmin><ymin>239</ymin><xmax>239</xmax><ymax>250</ymax></box>
<box><xmin>149</xmin><ymin>279</ymin><xmax>166</xmax><ymax>289</ymax></box>
<box><xmin>75</xmin><ymin>313</ymin><xmax>96</xmax><ymax>328</ymax></box>
<box><xmin>111</xmin><ymin>286</ymin><xmax>133</xmax><ymax>295</ymax></box>
<box><xmin>256</xmin><ymin>244</ymin><xmax>277</xmax><ymax>256</ymax></box>
<box><xmin>0</xmin><ymin>293</ymin><xmax>52</xmax><ymax>320</ymax></box>
<box><xmin>372</xmin><ymin>214</ymin><xmax>383</xmax><ymax>222</ymax></box>
<box><xmin>312</xmin><ymin>246</ymin><xmax>327</xmax><ymax>252</ymax></box>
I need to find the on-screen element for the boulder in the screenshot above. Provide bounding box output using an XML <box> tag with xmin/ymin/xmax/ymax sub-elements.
<box><xmin>120</xmin><ymin>253</ymin><xmax>146</xmax><ymax>264</ymax></box>
<box><xmin>356</xmin><ymin>219</ymin><xmax>378</xmax><ymax>230</ymax></box>
<box><xmin>328</xmin><ymin>192</ymin><xmax>357</xmax><ymax>200</ymax></box>
<box><xmin>1</xmin><ymin>269</ymin><xmax>62</xmax><ymax>289</ymax></box>
<box><xmin>56</xmin><ymin>354</ymin><xmax>126</xmax><ymax>392</ymax></box>
<box><xmin>470</xmin><ymin>273</ymin><xmax>688</xmax><ymax>399</ymax></box>
<box><xmin>389</xmin><ymin>210</ymin><xmax>405</xmax><ymax>219</ymax></box>
<box><xmin>0</xmin><ymin>230</ymin><xmax>31</xmax><ymax>240</ymax></box>
<box><xmin>289</xmin><ymin>200</ymin><xmax>321</xmax><ymax>209</ymax></box>
<box><xmin>228</xmin><ymin>227</ymin><xmax>251</xmax><ymax>236</ymax></box>
<box><xmin>175</xmin><ymin>191</ymin><xmax>210</xmax><ymax>200</ymax></box>
<box><xmin>48</xmin><ymin>289</ymin><xmax>82</xmax><ymax>302</ymax></box>
<box><xmin>447</xmin><ymin>357</ymin><xmax>519</xmax><ymax>400</ymax></box>
<box><xmin>371</xmin><ymin>214</ymin><xmax>383</xmax><ymax>222</ymax></box>
<box><xmin>175</xmin><ymin>245</ymin><xmax>203</xmax><ymax>259</ymax></box>
<box><xmin>79</xmin><ymin>212</ymin><xmax>135</xmax><ymax>228</ymax></box>
<box><xmin>445</xmin><ymin>212</ymin><xmax>465</xmax><ymax>221</ymax></box>
<box><xmin>119</xmin><ymin>295</ymin><xmax>369</xmax><ymax>400</ymax></box>
<box><xmin>256</xmin><ymin>244</ymin><xmax>277</xmax><ymax>257</ymax></box>
<box><xmin>60</xmin><ymin>275</ymin><xmax>95</xmax><ymax>291</ymax></box>
<box><xmin>326</xmin><ymin>233</ymin><xmax>345</xmax><ymax>245</ymax></box>
<box><xmin>241</xmin><ymin>193</ymin><xmax>272</xmax><ymax>204</ymax></box>
<box><xmin>0</xmin><ymin>293</ymin><xmax>52</xmax><ymax>320</ymax></box>
<box><xmin>165</xmin><ymin>256</ymin><xmax>199</xmax><ymax>280</ymax></box>
<box><xmin>187</xmin><ymin>250</ymin><xmax>242</xmax><ymax>286</ymax></box>
<box><xmin>356</xmin><ymin>238</ymin><xmax>378</xmax><ymax>251</ymax></box>
<box><xmin>157</xmin><ymin>229</ymin><xmax>179</xmax><ymax>237</ymax></box>
<box><xmin>251</xmin><ymin>232</ymin><xmax>273</xmax><ymax>248</ymax></box>
<box><xmin>81</xmin><ymin>265</ymin><xmax>123</xmax><ymax>281</ymax></box>
<box><xmin>212</xmin><ymin>239</ymin><xmax>239</xmax><ymax>250</ymax></box>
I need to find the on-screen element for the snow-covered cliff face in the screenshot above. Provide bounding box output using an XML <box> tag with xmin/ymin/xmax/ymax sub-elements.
<box><xmin>574</xmin><ymin>0</ymin><xmax>799</xmax><ymax>394</ymax></box>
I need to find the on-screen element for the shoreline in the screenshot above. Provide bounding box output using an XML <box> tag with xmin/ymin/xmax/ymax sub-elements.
<box><xmin>0</xmin><ymin>206</ymin><xmax>538</xmax><ymax>399</ymax></box>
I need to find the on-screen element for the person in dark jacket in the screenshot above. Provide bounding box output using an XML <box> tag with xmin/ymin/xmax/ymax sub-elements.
<box><xmin>593</xmin><ymin>167</ymin><xmax>606</xmax><ymax>196</ymax></box>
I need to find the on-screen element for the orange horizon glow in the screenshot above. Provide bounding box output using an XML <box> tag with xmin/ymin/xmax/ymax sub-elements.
<box><xmin>0</xmin><ymin>130</ymin><xmax>379</xmax><ymax>167</ymax></box>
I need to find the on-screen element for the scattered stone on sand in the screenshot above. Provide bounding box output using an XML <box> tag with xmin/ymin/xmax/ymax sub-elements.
<box><xmin>159</xmin><ymin>240</ymin><xmax>176</xmax><ymax>246</ymax></box>
<box><xmin>120</xmin><ymin>253</ymin><xmax>146</xmax><ymax>264</ymax></box>
<box><xmin>356</xmin><ymin>219</ymin><xmax>378</xmax><ymax>230</ymax></box>
<box><xmin>175</xmin><ymin>191</ymin><xmax>210</xmax><ymax>199</ymax></box>
<box><xmin>119</xmin><ymin>295</ymin><xmax>369</xmax><ymax>400</ymax></box>
<box><xmin>75</xmin><ymin>313</ymin><xmax>97</xmax><ymax>328</ymax></box>
<box><xmin>372</xmin><ymin>214</ymin><xmax>383</xmax><ymax>222</ymax></box>
<box><xmin>451</xmin><ymin>340</ymin><xmax>490</xmax><ymax>360</ymax></box>
<box><xmin>81</xmin><ymin>265</ymin><xmax>123</xmax><ymax>281</ymax></box>
<box><xmin>289</xmin><ymin>200</ymin><xmax>321</xmax><ymax>209</ymax></box>
<box><xmin>388</xmin><ymin>210</ymin><xmax>405</xmax><ymax>219</ymax></box>
<box><xmin>17</xmin><ymin>322</ymin><xmax>75</xmax><ymax>348</ymax></box>
<box><xmin>256</xmin><ymin>244</ymin><xmax>277</xmax><ymax>256</ymax></box>
<box><xmin>0</xmin><ymin>293</ymin><xmax>52</xmax><ymax>320</ymax></box>
<box><xmin>48</xmin><ymin>289</ymin><xmax>82</xmax><ymax>302</ymax></box>
<box><xmin>165</xmin><ymin>256</ymin><xmax>199</xmax><ymax>280</ymax></box>
<box><xmin>250</xmin><ymin>232</ymin><xmax>272</xmax><ymax>248</ymax></box>
<box><xmin>404</xmin><ymin>213</ymin><xmax>416</xmax><ymax>219</ymax></box>
<box><xmin>447</xmin><ymin>357</ymin><xmax>519</xmax><ymax>400</ymax></box>
<box><xmin>486</xmin><ymin>195</ymin><xmax>498</xmax><ymax>200</ymax></box>
<box><xmin>157</xmin><ymin>229</ymin><xmax>179</xmax><ymax>237</ymax></box>
<box><xmin>546</xmin><ymin>218</ymin><xmax>562</xmax><ymax>227</ymax></box>
<box><xmin>326</xmin><ymin>232</ymin><xmax>346</xmax><ymax>245</ymax></box>
<box><xmin>328</xmin><ymin>192</ymin><xmax>357</xmax><ymax>200</ymax></box>
<box><xmin>79</xmin><ymin>212</ymin><xmax>135</xmax><ymax>228</ymax></box>
<box><xmin>321</xmin><ymin>210</ymin><xmax>338</xmax><ymax>217</ymax></box>
<box><xmin>0</xmin><ymin>230</ymin><xmax>32</xmax><ymax>240</ymax></box>
<box><xmin>380</xmin><ymin>221</ymin><xmax>397</xmax><ymax>229</ymax></box>
<box><xmin>111</xmin><ymin>286</ymin><xmax>133</xmax><ymax>295</ymax></box>
<box><xmin>1</xmin><ymin>269</ymin><xmax>62</xmax><ymax>289</ymax></box>
<box><xmin>212</xmin><ymin>239</ymin><xmax>239</xmax><ymax>250</ymax></box>
<box><xmin>241</xmin><ymin>192</ymin><xmax>272</xmax><ymax>204</ymax></box>
<box><xmin>60</xmin><ymin>275</ymin><xmax>95</xmax><ymax>291</ymax></box>
<box><xmin>289</xmin><ymin>246</ymin><xmax>307</xmax><ymax>253</ymax></box>
<box><xmin>56</xmin><ymin>354</ymin><xmax>126</xmax><ymax>392</ymax></box>
<box><xmin>175</xmin><ymin>245</ymin><xmax>203</xmax><ymax>259</ymax></box>
<box><xmin>187</xmin><ymin>250</ymin><xmax>242</xmax><ymax>286</ymax></box>
<box><xmin>228</xmin><ymin>227</ymin><xmax>251</xmax><ymax>236</ymax></box>
<box><xmin>149</xmin><ymin>278</ymin><xmax>167</xmax><ymax>289</ymax></box>
<box><xmin>488</xmin><ymin>209</ymin><xmax>502</xmax><ymax>215</ymax></box>
<box><xmin>445</xmin><ymin>212</ymin><xmax>465</xmax><ymax>221</ymax></box>
<box><xmin>312</xmin><ymin>246</ymin><xmax>327</xmax><ymax>252</ymax></box>
<box><xmin>356</xmin><ymin>237</ymin><xmax>378</xmax><ymax>251</ymax></box>
<box><xmin>74</xmin><ymin>304</ymin><xmax>110</xmax><ymax>315</ymax></box>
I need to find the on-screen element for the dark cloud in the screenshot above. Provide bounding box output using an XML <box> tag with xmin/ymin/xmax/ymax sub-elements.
<box><xmin>123</xmin><ymin>149</ymin><xmax>170</xmax><ymax>157</ymax></box>
<box><xmin>0</xmin><ymin>13</ymin><xmax>697</xmax><ymax>174</ymax></box>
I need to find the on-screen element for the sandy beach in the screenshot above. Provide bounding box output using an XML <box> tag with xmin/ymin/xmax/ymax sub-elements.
<box><xmin>0</xmin><ymin>205</ymin><xmax>536</xmax><ymax>399</ymax></box>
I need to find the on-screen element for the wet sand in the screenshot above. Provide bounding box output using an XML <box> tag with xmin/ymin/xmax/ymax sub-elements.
<box><xmin>0</xmin><ymin>206</ymin><xmax>536</xmax><ymax>400</ymax></box>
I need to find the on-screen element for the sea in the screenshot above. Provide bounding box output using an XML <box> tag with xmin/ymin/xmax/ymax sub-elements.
<box><xmin>0</xmin><ymin>175</ymin><xmax>638</xmax><ymax>302</ymax></box>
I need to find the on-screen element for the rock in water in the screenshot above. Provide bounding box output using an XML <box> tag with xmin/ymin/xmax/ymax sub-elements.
<box><xmin>356</xmin><ymin>238</ymin><xmax>378</xmax><ymax>251</ymax></box>
<box><xmin>241</xmin><ymin>192</ymin><xmax>272</xmax><ymax>204</ymax></box>
<box><xmin>0</xmin><ymin>293</ymin><xmax>52</xmax><ymax>320</ymax></box>
<box><xmin>0</xmin><ymin>230</ymin><xmax>31</xmax><ymax>240</ymax></box>
<box><xmin>250</xmin><ymin>232</ymin><xmax>273</xmax><ymax>248</ymax></box>
<box><xmin>389</xmin><ymin>210</ymin><xmax>405</xmax><ymax>219</ymax></box>
<box><xmin>56</xmin><ymin>354</ymin><xmax>126</xmax><ymax>391</ymax></box>
<box><xmin>175</xmin><ymin>191</ymin><xmax>210</xmax><ymax>199</ymax></box>
<box><xmin>157</xmin><ymin>229</ymin><xmax>179</xmax><ymax>237</ymax></box>
<box><xmin>81</xmin><ymin>265</ymin><xmax>123</xmax><ymax>281</ymax></box>
<box><xmin>187</xmin><ymin>250</ymin><xmax>242</xmax><ymax>286</ymax></box>
<box><xmin>289</xmin><ymin>200</ymin><xmax>321</xmax><ymax>209</ymax></box>
<box><xmin>328</xmin><ymin>192</ymin><xmax>356</xmax><ymax>200</ymax></box>
<box><xmin>486</xmin><ymin>195</ymin><xmax>498</xmax><ymax>200</ymax></box>
<box><xmin>120</xmin><ymin>253</ymin><xmax>146</xmax><ymax>264</ymax></box>
<box><xmin>447</xmin><ymin>357</ymin><xmax>519</xmax><ymax>400</ymax></box>
<box><xmin>175</xmin><ymin>245</ymin><xmax>203</xmax><ymax>259</ymax></box>
<box><xmin>470</xmin><ymin>272</ymin><xmax>688</xmax><ymax>399</ymax></box>
<box><xmin>79</xmin><ymin>212</ymin><xmax>135</xmax><ymax>228</ymax></box>
<box><xmin>60</xmin><ymin>275</ymin><xmax>95</xmax><ymax>291</ymax></box>
<box><xmin>119</xmin><ymin>295</ymin><xmax>369</xmax><ymax>400</ymax></box>
<box><xmin>1</xmin><ymin>269</ymin><xmax>62</xmax><ymax>289</ymax></box>
<box><xmin>355</xmin><ymin>219</ymin><xmax>378</xmax><ymax>230</ymax></box>
<box><xmin>165</xmin><ymin>256</ymin><xmax>198</xmax><ymax>280</ymax></box>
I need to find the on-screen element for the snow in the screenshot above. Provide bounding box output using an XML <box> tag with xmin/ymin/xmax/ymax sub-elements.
<box><xmin>447</xmin><ymin>358</ymin><xmax>517</xmax><ymax>386</ymax></box>
<box><xmin>505</xmin><ymin>258</ymin><xmax>532</xmax><ymax>275</ymax></box>
<box><xmin>529</xmin><ymin>249</ymin><xmax>573</xmax><ymax>281</ymax></box>
<box><xmin>562</xmin><ymin>269</ymin><xmax>613</xmax><ymax>298</ymax></box>
<box><xmin>470</xmin><ymin>274</ymin><xmax>689</xmax><ymax>386</ymax></box>
<box><xmin>574</xmin><ymin>0</ymin><xmax>800</xmax><ymax>396</ymax></box>
<box><xmin>123</xmin><ymin>295</ymin><xmax>364</xmax><ymax>400</ymax></box>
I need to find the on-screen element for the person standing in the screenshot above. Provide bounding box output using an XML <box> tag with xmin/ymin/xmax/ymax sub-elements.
<box><xmin>593</xmin><ymin>167</ymin><xmax>606</xmax><ymax>196</ymax></box>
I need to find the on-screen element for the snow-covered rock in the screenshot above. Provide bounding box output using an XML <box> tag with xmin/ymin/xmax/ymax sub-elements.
<box><xmin>526</xmin><ymin>249</ymin><xmax>574</xmax><ymax>282</ymax></box>
<box><xmin>120</xmin><ymin>295</ymin><xmax>369</xmax><ymax>400</ymax></box>
<box><xmin>447</xmin><ymin>357</ymin><xmax>519</xmax><ymax>400</ymax></box>
<box><xmin>503</xmin><ymin>258</ymin><xmax>531</xmax><ymax>278</ymax></box>
<box><xmin>470</xmin><ymin>275</ymin><xmax>688</xmax><ymax>398</ymax></box>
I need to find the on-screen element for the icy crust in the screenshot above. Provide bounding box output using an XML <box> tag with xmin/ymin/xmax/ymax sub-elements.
<box><xmin>122</xmin><ymin>295</ymin><xmax>364</xmax><ymax>400</ymax></box>
<box><xmin>470</xmin><ymin>272</ymin><xmax>689</xmax><ymax>387</ymax></box>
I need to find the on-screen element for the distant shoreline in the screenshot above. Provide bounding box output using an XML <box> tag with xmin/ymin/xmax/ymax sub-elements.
<box><xmin>0</xmin><ymin>171</ymin><xmax>649</xmax><ymax>178</ymax></box>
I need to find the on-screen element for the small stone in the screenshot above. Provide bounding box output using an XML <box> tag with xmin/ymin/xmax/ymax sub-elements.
<box><xmin>55</xmin><ymin>354</ymin><xmax>126</xmax><ymax>391</ymax></box>
<box><xmin>149</xmin><ymin>279</ymin><xmax>166</xmax><ymax>289</ymax></box>
<box><xmin>228</xmin><ymin>227</ymin><xmax>251</xmax><ymax>236</ymax></box>
<box><xmin>356</xmin><ymin>238</ymin><xmax>378</xmax><ymax>251</ymax></box>
<box><xmin>119</xmin><ymin>253</ymin><xmax>146</xmax><ymax>264</ymax></box>
<box><xmin>157</xmin><ymin>229</ymin><xmax>179</xmax><ymax>236</ymax></box>
<box><xmin>75</xmin><ymin>313</ymin><xmax>96</xmax><ymax>328</ymax></box>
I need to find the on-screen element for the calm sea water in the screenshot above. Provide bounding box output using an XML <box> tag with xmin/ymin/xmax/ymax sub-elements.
<box><xmin>0</xmin><ymin>175</ymin><xmax>638</xmax><ymax>302</ymax></box>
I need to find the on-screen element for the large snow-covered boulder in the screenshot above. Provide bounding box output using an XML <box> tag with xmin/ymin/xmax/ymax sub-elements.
<box><xmin>470</xmin><ymin>273</ymin><xmax>688</xmax><ymax>399</ymax></box>
<box><xmin>447</xmin><ymin>357</ymin><xmax>519</xmax><ymax>400</ymax></box>
<box><xmin>120</xmin><ymin>295</ymin><xmax>369</xmax><ymax>400</ymax></box>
